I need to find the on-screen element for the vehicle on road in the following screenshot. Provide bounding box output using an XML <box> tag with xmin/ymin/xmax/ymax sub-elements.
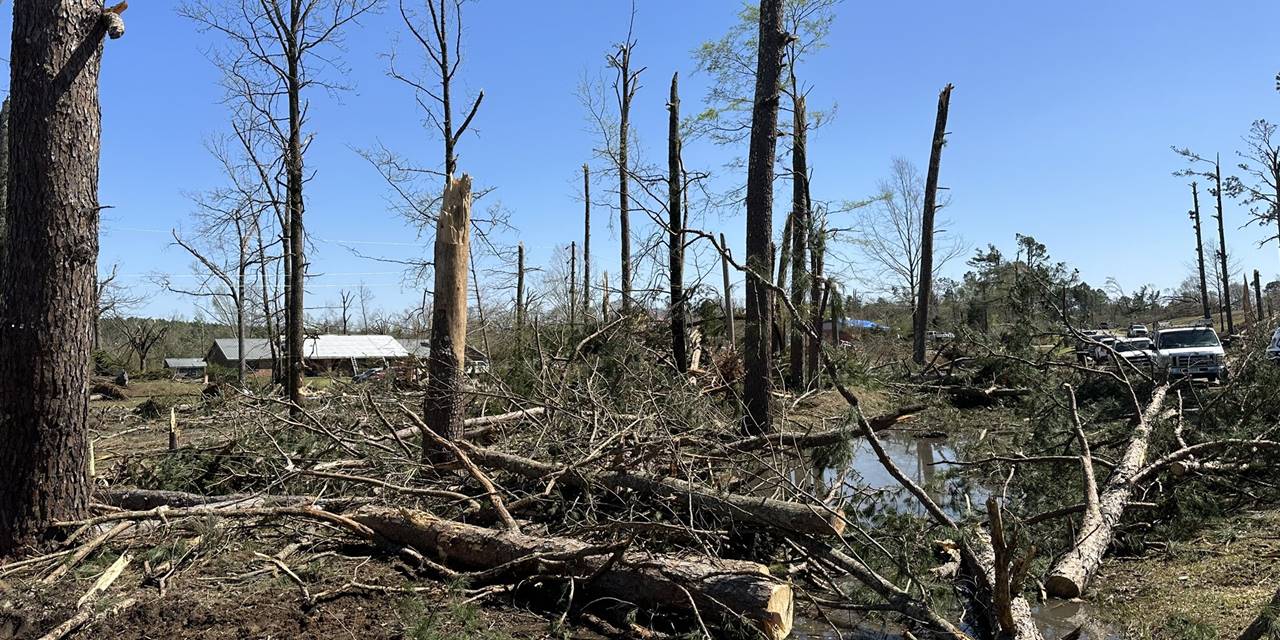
<box><xmin>1127</xmin><ymin>324</ymin><xmax>1149</xmax><ymax>338</ymax></box>
<box><xmin>1152</xmin><ymin>326</ymin><xmax>1227</xmax><ymax>381</ymax></box>
<box><xmin>1112</xmin><ymin>337</ymin><xmax>1154</xmax><ymax>368</ymax></box>
<box><xmin>1090</xmin><ymin>333</ymin><xmax>1119</xmax><ymax>361</ymax></box>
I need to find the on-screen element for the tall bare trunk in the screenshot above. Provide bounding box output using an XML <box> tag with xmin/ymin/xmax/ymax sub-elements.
<box><xmin>913</xmin><ymin>83</ymin><xmax>953</xmax><ymax>365</ymax></box>
<box><xmin>668</xmin><ymin>72</ymin><xmax>687</xmax><ymax>373</ymax></box>
<box><xmin>0</xmin><ymin>0</ymin><xmax>119</xmax><ymax>554</ymax></box>
<box><xmin>515</xmin><ymin>241</ymin><xmax>525</xmax><ymax>333</ymax></box>
<box><xmin>569</xmin><ymin>241</ymin><xmax>577</xmax><ymax>328</ymax></box>
<box><xmin>720</xmin><ymin>234</ymin><xmax>736</xmax><ymax>348</ymax></box>
<box><xmin>1255</xmin><ymin>269</ymin><xmax>1265</xmax><ymax>321</ymax></box>
<box><xmin>423</xmin><ymin>176</ymin><xmax>473</xmax><ymax>451</ymax></box>
<box><xmin>807</xmin><ymin>221</ymin><xmax>825</xmax><ymax>385</ymax></box>
<box><xmin>742</xmin><ymin>0</ymin><xmax>786</xmax><ymax>435</ymax></box>
<box><xmin>582</xmin><ymin>163</ymin><xmax>591</xmax><ymax>321</ymax></box>
<box><xmin>285</xmin><ymin>14</ymin><xmax>306</xmax><ymax>413</ymax></box>
<box><xmin>1214</xmin><ymin>156</ymin><xmax>1234</xmax><ymax>335</ymax></box>
<box><xmin>788</xmin><ymin>97</ymin><xmax>809</xmax><ymax>389</ymax></box>
<box><xmin>1191</xmin><ymin>182</ymin><xmax>1211</xmax><ymax>321</ymax></box>
<box><xmin>615</xmin><ymin>45</ymin><xmax>637</xmax><ymax>315</ymax></box>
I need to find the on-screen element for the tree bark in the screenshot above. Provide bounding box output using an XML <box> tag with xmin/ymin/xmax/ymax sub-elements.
<box><xmin>1046</xmin><ymin>384</ymin><xmax>1170</xmax><ymax>599</ymax></box>
<box><xmin>668</xmin><ymin>72</ymin><xmax>687</xmax><ymax>373</ymax></box>
<box><xmin>423</xmin><ymin>176</ymin><xmax>473</xmax><ymax>451</ymax></box>
<box><xmin>515</xmin><ymin>241</ymin><xmax>525</xmax><ymax>333</ymax></box>
<box><xmin>0</xmin><ymin>0</ymin><xmax>116</xmax><ymax>555</ymax></box>
<box><xmin>807</xmin><ymin>220</ymin><xmax>825</xmax><ymax>386</ymax></box>
<box><xmin>569</xmin><ymin>241</ymin><xmax>577</xmax><ymax>327</ymax></box>
<box><xmin>788</xmin><ymin>97</ymin><xmax>809</xmax><ymax>390</ymax></box>
<box><xmin>615</xmin><ymin>44</ymin><xmax>637</xmax><ymax>315</ymax></box>
<box><xmin>742</xmin><ymin>0</ymin><xmax>786</xmax><ymax>435</ymax></box>
<box><xmin>353</xmin><ymin>506</ymin><xmax>794</xmax><ymax>640</ymax></box>
<box><xmin>914</xmin><ymin>84</ymin><xmax>953</xmax><ymax>365</ymax></box>
<box><xmin>285</xmin><ymin>7</ymin><xmax>306</xmax><ymax>414</ymax></box>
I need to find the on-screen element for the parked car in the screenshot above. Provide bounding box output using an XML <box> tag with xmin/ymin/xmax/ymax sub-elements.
<box><xmin>1152</xmin><ymin>326</ymin><xmax>1227</xmax><ymax>381</ymax></box>
<box><xmin>1268</xmin><ymin>327</ymin><xmax>1280</xmax><ymax>361</ymax></box>
<box><xmin>1090</xmin><ymin>334</ymin><xmax>1119</xmax><ymax>361</ymax></box>
<box><xmin>1127</xmin><ymin>323</ymin><xmax>1149</xmax><ymax>338</ymax></box>
<box><xmin>1112</xmin><ymin>337</ymin><xmax>1155</xmax><ymax>367</ymax></box>
<box><xmin>925</xmin><ymin>330</ymin><xmax>956</xmax><ymax>342</ymax></box>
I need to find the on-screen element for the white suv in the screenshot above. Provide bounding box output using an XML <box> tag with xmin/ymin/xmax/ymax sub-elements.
<box><xmin>1152</xmin><ymin>326</ymin><xmax>1227</xmax><ymax>381</ymax></box>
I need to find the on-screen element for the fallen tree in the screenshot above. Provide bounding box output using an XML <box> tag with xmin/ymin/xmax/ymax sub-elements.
<box><xmin>1045</xmin><ymin>384</ymin><xmax>1169</xmax><ymax>599</ymax></box>
<box><xmin>460</xmin><ymin>442</ymin><xmax>849</xmax><ymax>536</ymax></box>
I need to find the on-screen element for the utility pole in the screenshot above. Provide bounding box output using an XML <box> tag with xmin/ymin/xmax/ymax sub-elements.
<box><xmin>1190</xmin><ymin>182</ymin><xmax>1211</xmax><ymax>321</ymax></box>
<box><xmin>1213</xmin><ymin>155</ymin><xmax>1235</xmax><ymax>336</ymax></box>
<box><xmin>914</xmin><ymin>84</ymin><xmax>954</xmax><ymax>365</ymax></box>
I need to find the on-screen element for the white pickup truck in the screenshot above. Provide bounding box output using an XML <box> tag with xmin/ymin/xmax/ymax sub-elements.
<box><xmin>1151</xmin><ymin>326</ymin><xmax>1227</xmax><ymax>381</ymax></box>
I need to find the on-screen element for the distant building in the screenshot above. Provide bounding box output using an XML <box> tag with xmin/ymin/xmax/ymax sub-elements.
<box><xmin>206</xmin><ymin>335</ymin><xmax>410</xmax><ymax>376</ymax></box>
<box><xmin>163</xmin><ymin>358</ymin><xmax>207</xmax><ymax>381</ymax></box>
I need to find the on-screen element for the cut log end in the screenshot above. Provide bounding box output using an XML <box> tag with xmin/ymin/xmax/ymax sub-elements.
<box><xmin>1044</xmin><ymin>574</ymin><xmax>1083</xmax><ymax>600</ymax></box>
<box><xmin>762</xmin><ymin>583</ymin><xmax>795</xmax><ymax>640</ymax></box>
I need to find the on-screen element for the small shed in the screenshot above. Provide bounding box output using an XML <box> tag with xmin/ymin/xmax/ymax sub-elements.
<box><xmin>164</xmin><ymin>358</ymin><xmax>208</xmax><ymax>381</ymax></box>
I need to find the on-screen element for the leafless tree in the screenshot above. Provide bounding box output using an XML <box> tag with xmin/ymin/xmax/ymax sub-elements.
<box><xmin>182</xmin><ymin>0</ymin><xmax>378</xmax><ymax>410</ymax></box>
<box><xmin>848</xmin><ymin>157</ymin><xmax>965</xmax><ymax>308</ymax></box>
<box><xmin>116</xmin><ymin>318</ymin><xmax>169</xmax><ymax>373</ymax></box>
<box><xmin>1228</xmin><ymin>119</ymin><xmax>1280</xmax><ymax>265</ymax></box>
<box><xmin>95</xmin><ymin>264</ymin><xmax>146</xmax><ymax>350</ymax></box>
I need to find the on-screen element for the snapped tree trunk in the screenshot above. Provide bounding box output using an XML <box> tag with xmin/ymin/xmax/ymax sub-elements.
<box><xmin>1215</xmin><ymin>156</ymin><xmax>1234</xmax><ymax>336</ymax></box>
<box><xmin>423</xmin><ymin>176</ymin><xmax>473</xmax><ymax>452</ymax></box>
<box><xmin>581</xmin><ymin>163</ymin><xmax>591</xmax><ymax>321</ymax></box>
<box><xmin>807</xmin><ymin>220</ymin><xmax>825</xmax><ymax>386</ymax></box>
<box><xmin>1046</xmin><ymin>384</ymin><xmax>1170</xmax><ymax>598</ymax></box>
<box><xmin>1192</xmin><ymin>182</ymin><xmax>1211</xmax><ymax>321</ymax></box>
<box><xmin>1255</xmin><ymin>269</ymin><xmax>1265</xmax><ymax>321</ymax></box>
<box><xmin>720</xmin><ymin>233</ymin><xmax>736</xmax><ymax>348</ymax></box>
<box><xmin>668</xmin><ymin>72</ymin><xmax>687</xmax><ymax>373</ymax></box>
<box><xmin>914</xmin><ymin>83</ymin><xmax>953</xmax><ymax>365</ymax></box>
<box><xmin>0</xmin><ymin>0</ymin><xmax>120</xmax><ymax>555</ymax></box>
<box><xmin>515</xmin><ymin>241</ymin><xmax>525</xmax><ymax>333</ymax></box>
<box><xmin>285</xmin><ymin>37</ymin><xmax>306</xmax><ymax>414</ymax></box>
<box><xmin>742</xmin><ymin>0</ymin><xmax>786</xmax><ymax>435</ymax></box>
<box><xmin>788</xmin><ymin>96</ymin><xmax>809</xmax><ymax>390</ymax></box>
<box><xmin>615</xmin><ymin>44</ymin><xmax>637</xmax><ymax>315</ymax></box>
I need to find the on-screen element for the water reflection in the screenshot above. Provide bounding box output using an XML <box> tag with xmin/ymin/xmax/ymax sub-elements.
<box><xmin>822</xmin><ymin>431</ymin><xmax>987</xmax><ymax>520</ymax></box>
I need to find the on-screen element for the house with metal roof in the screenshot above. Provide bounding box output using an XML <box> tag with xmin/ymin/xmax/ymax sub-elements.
<box><xmin>206</xmin><ymin>335</ymin><xmax>410</xmax><ymax>375</ymax></box>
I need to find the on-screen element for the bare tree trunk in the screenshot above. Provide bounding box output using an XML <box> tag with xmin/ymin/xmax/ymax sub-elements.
<box><xmin>1215</xmin><ymin>156</ymin><xmax>1235</xmax><ymax>336</ymax></box>
<box><xmin>720</xmin><ymin>234</ymin><xmax>736</xmax><ymax>348</ymax></box>
<box><xmin>1046</xmin><ymin>385</ymin><xmax>1170</xmax><ymax>598</ymax></box>
<box><xmin>569</xmin><ymin>241</ymin><xmax>577</xmax><ymax>328</ymax></box>
<box><xmin>255</xmin><ymin>222</ymin><xmax>279</xmax><ymax>383</ymax></box>
<box><xmin>807</xmin><ymin>222</ymin><xmax>825</xmax><ymax>386</ymax></box>
<box><xmin>613</xmin><ymin>43</ymin><xmax>639</xmax><ymax>315</ymax></box>
<box><xmin>601</xmin><ymin>271</ymin><xmax>610</xmax><ymax>320</ymax></box>
<box><xmin>423</xmin><ymin>176</ymin><xmax>473</xmax><ymax>452</ymax></box>
<box><xmin>1243</xmin><ymin>274</ymin><xmax>1254</xmax><ymax>319</ymax></box>
<box><xmin>914</xmin><ymin>84</ymin><xmax>953</xmax><ymax>365</ymax></box>
<box><xmin>1255</xmin><ymin>269</ymin><xmax>1265</xmax><ymax>321</ymax></box>
<box><xmin>0</xmin><ymin>0</ymin><xmax>120</xmax><ymax>555</ymax></box>
<box><xmin>515</xmin><ymin>241</ymin><xmax>525</xmax><ymax>333</ymax></box>
<box><xmin>1191</xmin><ymin>182</ymin><xmax>1211</xmax><ymax>321</ymax></box>
<box><xmin>668</xmin><ymin>72</ymin><xmax>687</xmax><ymax>373</ymax></box>
<box><xmin>285</xmin><ymin>15</ymin><xmax>306</xmax><ymax>414</ymax></box>
<box><xmin>581</xmin><ymin>164</ymin><xmax>591</xmax><ymax>321</ymax></box>
<box><xmin>742</xmin><ymin>0</ymin><xmax>785</xmax><ymax>435</ymax></box>
<box><xmin>788</xmin><ymin>97</ymin><xmax>809</xmax><ymax>390</ymax></box>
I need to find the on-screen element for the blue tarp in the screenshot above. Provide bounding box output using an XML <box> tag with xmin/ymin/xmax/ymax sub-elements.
<box><xmin>843</xmin><ymin>319</ymin><xmax>889</xmax><ymax>331</ymax></box>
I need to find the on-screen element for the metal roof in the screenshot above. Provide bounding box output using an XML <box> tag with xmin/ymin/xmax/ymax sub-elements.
<box><xmin>164</xmin><ymin>358</ymin><xmax>207</xmax><ymax>369</ymax></box>
<box><xmin>212</xmin><ymin>335</ymin><xmax>409</xmax><ymax>361</ymax></box>
<box><xmin>397</xmin><ymin>338</ymin><xmax>431</xmax><ymax>357</ymax></box>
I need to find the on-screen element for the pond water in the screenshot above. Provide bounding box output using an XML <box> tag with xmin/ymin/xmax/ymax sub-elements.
<box><xmin>782</xmin><ymin>429</ymin><xmax>1123</xmax><ymax>639</ymax></box>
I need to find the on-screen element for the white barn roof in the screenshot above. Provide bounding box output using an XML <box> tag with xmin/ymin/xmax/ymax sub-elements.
<box><xmin>212</xmin><ymin>335</ymin><xmax>409</xmax><ymax>361</ymax></box>
<box><xmin>165</xmin><ymin>358</ymin><xmax>207</xmax><ymax>369</ymax></box>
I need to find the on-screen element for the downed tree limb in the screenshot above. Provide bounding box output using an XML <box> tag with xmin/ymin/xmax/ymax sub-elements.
<box><xmin>1045</xmin><ymin>384</ymin><xmax>1169</xmax><ymax>599</ymax></box>
<box><xmin>1132</xmin><ymin>439</ymin><xmax>1280</xmax><ymax>485</ymax></box>
<box><xmin>959</xmin><ymin>527</ymin><xmax>1042</xmax><ymax>640</ymax></box>
<box><xmin>38</xmin><ymin>553</ymin><xmax>135</xmax><ymax>640</ymax></box>
<box><xmin>352</xmin><ymin>506</ymin><xmax>794</xmax><ymax>640</ymax></box>
<box><xmin>712</xmin><ymin>405</ymin><xmax>925</xmax><ymax>455</ymax></box>
<box><xmin>384</xmin><ymin>406</ymin><xmax>550</xmax><ymax>443</ymax></box>
<box><xmin>96</xmin><ymin>488</ymin><xmax>365</xmax><ymax>512</ymax></box>
<box><xmin>461</xmin><ymin>442</ymin><xmax>848</xmax><ymax>536</ymax></box>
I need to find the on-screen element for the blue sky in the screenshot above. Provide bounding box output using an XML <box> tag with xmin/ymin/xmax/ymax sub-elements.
<box><xmin>7</xmin><ymin>1</ymin><xmax>1280</xmax><ymax>318</ymax></box>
